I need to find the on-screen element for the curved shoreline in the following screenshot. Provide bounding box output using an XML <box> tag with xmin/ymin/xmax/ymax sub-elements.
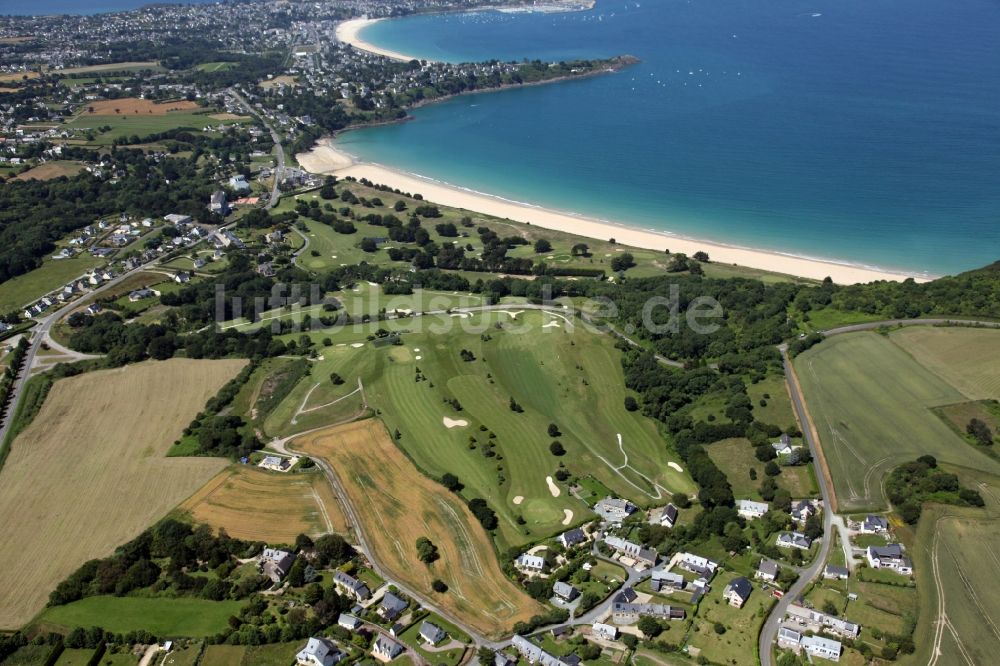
<box><xmin>336</xmin><ymin>18</ymin><xmax>422</xmax><ymax>62</ymax></box>
<box><xmin>297</xmin><ymin>140</ymin><xmax>931</xmax><ymax>285</ymax></box>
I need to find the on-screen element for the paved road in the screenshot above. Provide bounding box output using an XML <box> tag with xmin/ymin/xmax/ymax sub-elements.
<box><xmin>756</xmin><ymin>345</ymin><xmax>835</xmax><ymax>666</ymax></box>
<box><xmin>228</xmin><ymin>88</ymin><xmax>285</xmax><ymax>209</ymax></box>
<box><xmin>822</xmin><ymin>318</ymin><xmax>1000</xmax><ymax>337</ymax></box>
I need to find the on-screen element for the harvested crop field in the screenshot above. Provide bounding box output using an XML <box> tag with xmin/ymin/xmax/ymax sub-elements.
<box><xmin>0</xmin><ymin>358</ymin><xmax>243</xmax><ymax>629</ymax></box>
<box><xmin>180</xmin><ymin>466</ymin><xmax>348</xmax><ymax>542</ymax></box>
<box><xmin>13</xmin><ymin>160</ymin><xmax>84</xmax><ymax>181</ymax></box>
<box><xmin>83</xmin><ymin>97</ymin><xmax>199</xmax><ymax>115</ymax></box>
<box><xmin>295</xmin><ymin>419</ymin><xmax>545</xmax><ymax>639</ymax></box>
<box><xmin>891</xmin><ymin>327</ymin><xmax>1000</xmax><ymax>400</ymax></box>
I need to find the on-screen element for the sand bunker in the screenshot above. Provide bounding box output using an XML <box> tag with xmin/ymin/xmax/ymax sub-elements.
<box><xmin>542</xmin><ymin>321</ymin><xmax>561</xmax><ymax>329</ymax></box>
<box><xmin>415</xmin><ymin>355</ymin><xmax>422</xmax><ymax>360</ymax></box>
<box><xmin>443</xmin><ymin>417</ymin><xmax>468</xmax><ymax>429</ymax></box>
<box><xmin>668</xmin><ymin>462</ymin><xmax>684</xmax><ymax>472</ymax></box>
<box><xmin>546</xmin><ymin>476</ymin><xmax>561</xmax><ymax>497</ymax></box>
<box><xmin>562</xmin><ymin>509</ymin><xmax>574</xmax><ymax>525</ymax></box>
<box><xmin>513</xmin><ymin>495</ymin><xmax>524</xmax><ymax>505</ymax></box>
<box><xmin>450</xmin><ymin>313</ymin><xmax>471</xmax><ymax>318</ymax></box>
<box><xmin>351</xmin><ymin>343</ymin><xmax>364</xmax><ymax>348</ymax></box>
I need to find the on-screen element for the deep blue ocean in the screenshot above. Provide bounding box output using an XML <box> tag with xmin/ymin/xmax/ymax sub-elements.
<box><xmin>342</xmin><ymin>0</ymin><xmax>1000</xmax><ymax>276</ymax></box>
<box><xmin>0</xmin><ymin>0</ymin><xmax>215</xmax><ymax>16</ymax></box>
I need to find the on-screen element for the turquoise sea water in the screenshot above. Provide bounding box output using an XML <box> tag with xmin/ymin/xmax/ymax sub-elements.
<box><xmin>342</xmin><ymin>0</ymin><xmax>1000</xmax><ymax>276</ymax></box>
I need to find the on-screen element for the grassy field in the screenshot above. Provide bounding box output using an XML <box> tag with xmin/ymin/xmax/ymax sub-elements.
<box><xmin>795</xmin><ymin>332</ymin><xmax>1000</xmax><ymax>512</ymax></box>
<box><xmin>295</xmin><ymin>419</ymin><xmax>546</xmax><ymax>639</ymax></box>
<box><xmin>686</xmin><ymin>571</ymin><xmax>771</xmax><ymax>665</ymax></box>
<box><xmin>0</xmin><ymin>359</ymin><xmax>242</xmax><ymax>629</ymax></box>
<box><xmin>747</xmin><ymin>373</ymin><xmax>797</xmax><ymax>432</ymax></box>
<box><xmin>270</xmin><ymin>309</ymin><xmax>695</xmax><ymax>548</ymax></box>
<box><xmin>890</xmin><ymin>327</ymin><xmax>1000</xmax><ymax>400</ymax></box>
<box><xmin>62</xmin><ymin>105</ymin><xmax>240</xmax><ymax>145</ymax></box>
<box><xmin>201</xmin><ymin>645</ymin><xmax>246</xmax><ymax>666</ymax></box>
<box><xmin>13</xmin><ymin>160</ymin><xmax>85</xmax><ymax>181</ymax></box>
<box><xmin>0</xmin><ymin>250</ymin><xmax>102</xmax><ymax>313</ymax></box>
<box><xmin>706</xmin><ymin>438</ymin><xmax>817</xmax><ymax>500</ymax></box>
<box><xmin>178</xmin><ymin>465</ymin><xmax>348</xmax><ymax>542</ymax></box>
<box><xmin>37</xmin><ymin>596</ymin><xmax>242</xmax><ymax>636</ymax></box>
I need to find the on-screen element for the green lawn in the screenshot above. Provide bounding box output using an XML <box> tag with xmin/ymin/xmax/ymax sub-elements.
<box><xmin>196</xmin><ymin>62</ymin><xmax>238</xmax><ymax>72</ymax></box>
<box><xmin>687</xmin><ymin>571</ymin><xmax>772</xmax><ymax>665</ymax></box>
<box><xmin>201</xmin><ymin>644</ymin><xmax>246</xmax><ymax>666</ymax></box>
<box><xmin>274</xmin><ymin>309</ymin><xmax>695</xmax><ymax>549</ymax></box>
<box><xmin>0</xmin><ymin>251</ymin><xmax>102</xmax><ymax>313</ymax></box>
<box><xmin>706</xmin><ymin>438</ymin><xmax>817</xmax><ymax>500</ymax></box>
<box><xmin>55</xmin><ymin>648</ymin><xmax>97</xmax><ymax>665</ymax></box>
<box><xmin>64</xmin><ymin>111</ymin><xmax>242</xmax><ymax>145</ymax></box>
<box><xmin>795</xmin><ymin>332</ymin><xmax>1000</xmax><ymax>511</ymax></box>
<box><xmin>747</xmin><ymin>373</ymin><xmax>797</xmax><ymax>431</ymax></box>
<box><xmin>37</xmin><ymin>596</ymin><xmax>244</xmax><ymax>636</ymax></box>
<box><xmin>242</xmin><ymin>643</ymin><xmax>304</xmax><ymax>666</ymax></box>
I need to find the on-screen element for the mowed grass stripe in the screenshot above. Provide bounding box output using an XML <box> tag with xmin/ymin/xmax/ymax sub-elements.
<box><xmin>0</xmin><ymin>359</ymin><xmax>242</xmax><ymax>629</ymax></box>
<box><xmin>295</xmin><ymin>419</ymin><xmax>545</xmax><ymax>638</ymax></box>
<box><xmin>796</xmin><ymin>332</ymin><xmax>1000</xmax><ymax>512</ymax></box>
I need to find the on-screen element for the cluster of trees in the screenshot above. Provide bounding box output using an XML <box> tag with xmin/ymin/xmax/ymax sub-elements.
<box><xmin>967</xmin><ymin>417</ymin><xmax>996</xmax><ymax>446</ymax></box>
<box><xmin>49</xmin><ymin>520</ymin><xmax>259</xmax><ymax>606</ymax></box>
<box><xmin>885</xmin><ymin>456</ymin><xmax>985</xmax><ymax>524</ymax></box>
<box><xmin>0</xmin><ymin>337</ymin><xmax>29</xmax><ymax>416</ymax></box>
<box><xmin>0</xmin><ymin>147</ymin><xmax>219</xmax><ymax>282</ymax></box>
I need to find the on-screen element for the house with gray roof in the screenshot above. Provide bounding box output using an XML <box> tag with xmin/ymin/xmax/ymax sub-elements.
<box><xmin>372</xmin><ymin>635</ymin><xmax>404</xmax><ymax>662</ymax></box>
<box><xmin>378</xmin><ymin>592</ymin><xmax>408</xmax><ymax>621</ymax></box>
<box><xmin>651</xmin><ymin>569</ymin><xmax>686</xmax><ymax>593</ymax></box>
<box><xmin>558</xmin><ymin>528</ymin><xmax>587</xmax><ymax>548</ymax></box>
<box><xmin>824</xmin><ymin>564</ymin><xmax>850</xmax><ymax>580</ymax></box>
<box><xmin>594</xmin><ymin>497</ymin><xmax>637</xmax><ymax>524</ymax></box>
<box><xmin>419</xmin><ymin>621</ymin><xmax>446</xmax><ymax>645</ymax></box>
<box><xmin>776</xmin><ymin>531</ymin><xmax>812</xmax><ymax>550</ymax></box>
<box><xmin>553</xmin><ymin>581</ymin><xmax>580</xmax><ymax>602</ymax></box>
<box><xmin>259</xmin><ymin>548</ymin><xmax>295</xmax><ymax>583</ymax></box>
<box><xmin>296</xmin><ymin>638</ymin><xmax>343</xmax><ymax>666</ymax></box>
<box><xmin>333</xmin><ymin>571</ymin><xmax>370</xmax><ymax>601</ymax></box>
<box><xmin>723</xmin><ymin>576</ymin><xmax>752</xmax><ymax>608</ymax></box>
<box><xmin>861</xmin><ymin>514</ymin><xmax>889</xmax><ymax>534</ymax></box>
<box><xmin>866</xmin><ymin>544</ymin><xmax>912</xmax><ymax>574</ymax></box>
<box><xmin>755</xmin><ymin>559</ymin><xmax>779</xmax><ymax>582</ymax></box>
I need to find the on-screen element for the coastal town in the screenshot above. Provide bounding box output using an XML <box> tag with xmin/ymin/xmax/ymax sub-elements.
<box><xmin>0</xmin><ymin>1</ymin><xmax>998</xmax><ymax>666</ymax></box>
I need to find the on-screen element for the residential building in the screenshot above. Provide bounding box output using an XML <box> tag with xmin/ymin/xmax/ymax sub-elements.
<box><xmin>333</xmin><ymin>571</ymin><xmax>370</xmax><ymax>601</ymax></box>
<box><xmin>650</xmin><ymin>503</ymin><xmax>679</xmax><ymax>528</ymax></box>
<box><xmin>786</xmin><ymin>604</ymin><xmax>860</xmax><ymax>638</ymax></box>
<box><xmin>558</xmin><ymin>528</ymin><xmax>587</xmax><ymax>548</ymax></box>
<box><xmin>756</xmin><ymin>560</ymin><xmax>779</xmax><ymax>582</ymax></box>
<box><xmin>650</xmin><ymin>570</ymin><xmax>686</xmax><ymax>593</ymax></box>
<box><xmin>418</xmin><ymin>621</ymin><xmax>446</xmax><ymax>645</ymax></box>
<box><xmin>378</xmin><ymin>592</ymin><xmax>408</xmax><ymax>621</ymax></box>
<box><xmin>790</xmin><ymin>500</ymin><xmax>817</xmax><ymax>523</ymax></box>
<box><xmin>511</xmin><ymin>635</ymin><xmax>576</xmax><ymax>666</ymax></box>
<box><xmin>866</xmin><ymin>544</ymin><xmax>913</xmax><ymax>574</ymax></box>
<box><xmin>516</xmin><ymin>553</ymin><xmax>547</xmax><ymax>573</ymax></box>
<box><xmin>591</xmin><ymin>623</ymin><xmax>617</xmax><ymax>641</ymax></box>
<box><xmin>611</xmin><ymin>602</ymin><xmax>685</xmax><ymax>623</ymax></box>
<box><xmin>723</xmin><ymin>576</ymin><xmax>752</xmax><ymax>608</ymax></box>
<box><xmin>128</xmin><ymin>288</ymin><xmax>156</xmax><ymax>302</ymax></box>
<box><xmin>259</xmin><ymin>548</ymin><xmax>295</xmax><ymax>583</ymax></box>
<box><xmin>229</xmin><ymin>174</ymin><xmax>251</xmax><ymax>191</ymax></box>
<box><xmin>164</xmin><ymin>213</ymin><xmax>191</xmax><ymax>225</ymax></box>
<box><xmin>494</xmin><ymin>652</ymin><xmax>517</xmax><ymax>666</ymax></box>
<box><xmin>173</xmin><ymin>271</ymin><xmax>191</xmax><ymax>284</ymax></box>
<box><xmin>777</xmin><ymin>627</ymin><xmax>802</xmax><ymax>650</ymax></box>
<box><xmin>861</xmin><ymin>515</ymin><xmax>889</xmax><ymax>534</ymax></box>
<box><xmin>604</xmin><ymin>536</ymin><xmax>657</xmax><ymax>567</ymax></box>
<box><xmin>594</xmin><ymin>497</ymin><xmax>637</xmax><ymax>524</ymax></box>
<box><xmin>337</xmin><ymin>613</ymin><xmax>362</xmax><ymax>631</ymax></box>
<box><xmin>372</xmin><ymin>635</ymin><xmax>403</xmax><ymax>662</ymax></box>
<box><xmin>209</xmin><ymin>189</ymin><xmax>228</xmax><ymax>214</ymax></box>
<box><xmin>296</xmin><ymin>638</ymin><xmax>343</xmax><ymax>666</ymax></box>
<box><xmin>776</xmin><ymin>531</ymin><xmax>812</xmax><ymax>550</ymax></box>
<box><xmin>737</xmin><ymin>499</ymin><xmax>770</xmax><ymax>520</ymax></box>
<box><xmin>802</xmin><ymin>636</ymin><xmax>842</xmax><ymax>662</ymax></box>
<box><xmin>824</xmin><ymin>564</ymin><xmax>850</xmax><ymax>580</ymax></box>
<box><xmin>553</xmin><ymin>581</ymin><xmax>579</xmax><ymax>602</ymax></box>
<box><xmin>676</xmin><ymin>552</ymin><xmax>719</xmax><ymax>577</ymax></box>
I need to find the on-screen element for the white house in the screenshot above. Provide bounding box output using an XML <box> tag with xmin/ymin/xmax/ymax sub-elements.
<box><xmin>866</xmin><ymin>544</ymin><xmax>912</xmax><ymax>574</ymax></box>
<box><xmin>723</xmin><ymin>576</ymin><xmax>752</xmax><ymax>608</ymax></box>
<box><xmin>861</xmin><ymin>515</ymin><xmax>889</xmax><ymax>534</ymax></box>
<box><xmin>776</xmin><ymin>531</ymin><xmax>812</xmax><ymax>551</ymax></box>
<box><xmin>591</xmin><ymin>623</ymin><xmax>617</xmax><ymax>641</ymax></box>
<box><xmin>755</xmin><ymin>560</ymin><xmax>779</xmax><ymax>582</ymax></box>
<box><xmin>515</xmin><ymin>553</ymin><xmax>547</xmax><ymax>573</ymax></box>
<box><xmin>296</xmin><ymin>638</ymin><xmax>343</xmax><ymax>666</ymax></box>
<box><xmin>737</xmin><ymin>499</ymin><xmax>769</xmax><ymax>520</ymax></box>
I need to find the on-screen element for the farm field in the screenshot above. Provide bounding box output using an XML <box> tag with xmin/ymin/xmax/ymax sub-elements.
<box><xmin>0</xmin><ymin>249</ymin><xmax>102</xmax><ymax>313</ymax></box>
<box><xmin>890</xmin><ymin>327</ymin><xmax>1000</xmax><ymax>400</ymax></box>
<box><xmin>0</xmin><ymin>358</ymin><xmax>242</xmax><ymax>629</ymax></box>
<box><xmin>12</xmin><ymin>160</ymin><xmax>85</xmax><ymax>181</ymax></box>
<box><xmin>63</xmin><ymin>100</ymin><xmax>241</xmax><ymax>145</ymax></box>
<box><xmin>270</xmin><ymin>309</ymin><xmax>695</xmax><ymax>548</ymax></box>
<box><xmin>36</xmin><ymin>596</ymin><xmax>242</xmax><ymax>636</ymax></box>
<box><xmin>902</xmin><ymin>467</ymin><xmax>1000</xmax><ymax>666</ymax></box>
<box><xmin>294</xmin><ymin>419</ymin><xmax>546</xmax><ymax>639</ymax></box>
<box><xmin>706</xmin><ymin>438</ymin><xmax>816</xmax><ymax>500</ymax></box>
<box><xmin>179</xmin><ymin>465</ymin><xmax>348</xmax><ymax>542</ymax></box>
<box><xmin>795</xmin><ymin>332</ymin><xmax>1000</xmax><ymax>512</ymax></box>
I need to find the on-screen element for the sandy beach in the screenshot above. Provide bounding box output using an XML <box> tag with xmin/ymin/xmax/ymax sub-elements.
<box><xmin>297</xmin><ymin>141</ymin><xmax>928</xmax><ymax>284</ymax></box>
<box><xmin>335</xmin><ymin>18</ymin><xmax>423</xmax><ymax>62</ymax></box>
